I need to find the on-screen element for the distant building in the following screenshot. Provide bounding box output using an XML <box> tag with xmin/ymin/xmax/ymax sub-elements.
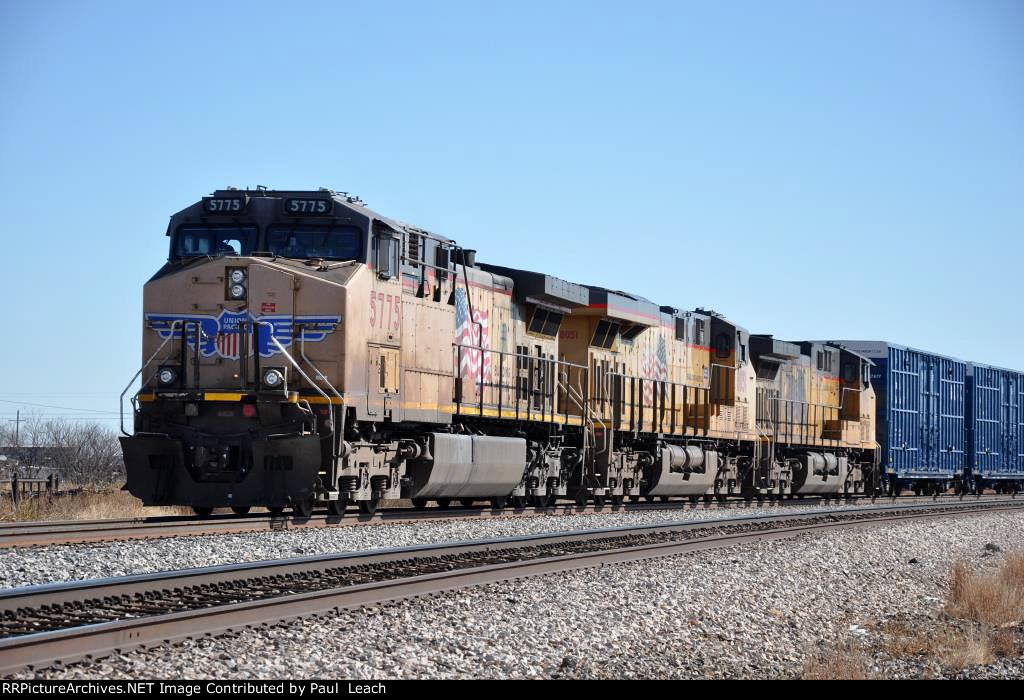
<box><xmin>0</xmin><ymin>446</ymin><xmax>62</xmax><ymax>477</ymax></box>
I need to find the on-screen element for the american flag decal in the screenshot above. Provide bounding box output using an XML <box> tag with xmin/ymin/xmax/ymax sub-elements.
<box><xmin>454</xmin><ymin>287</ymin><xmax>490</xmax><ymax>385</ymax></box>
<box><xmin>216</xmin><ymin>332</ymin><xmax>240</xmax><ymax>359</ymax></box>
<box><xmin>641</xmin><ymin>334</ymin><xmax>669</xmax><ymax>404</ymax></box>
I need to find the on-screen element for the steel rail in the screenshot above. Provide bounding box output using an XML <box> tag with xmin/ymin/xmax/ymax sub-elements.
<box><xmin>0</xmin><ymin>493</ymin><xmax>1013</xmax><ymax>548</ymax></box>
<box><xmin>1</xmin><ymin>499</ymin><xmax>1022</xmax><ymax>674</ymax></box>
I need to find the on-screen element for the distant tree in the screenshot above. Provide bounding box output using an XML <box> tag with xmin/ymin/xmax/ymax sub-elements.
<box><xmin>35</xmin><ymin>419</ymin><xmax>123</xmax><ymax>486</ymax></box>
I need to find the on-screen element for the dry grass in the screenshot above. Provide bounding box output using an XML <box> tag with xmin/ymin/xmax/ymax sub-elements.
<box><xmin>874</xmin><ymin>553</ymin><xmax>1024</xmax><ymax>671</ymax></box>
<box><xmin>808</xmin><ymin>554</ymin><xmax>1024</xmax><ymax>677</ymax></box>
<box><xmin>935</xmin><ymin>630</ymin><xmax>994</xmax><ymax>668</ymax></box>
<box><xmin>946</xmin><ymin>553</ymin><xmax>1024</xmax><ymax>626</ymax></box>
<box><xmin>877</xmin><ymin>622</ymin><xmax>991</xmax><ymax>669</ymax></box>
<box><xmin>879</xmin><ymin>620</ymin><xmax>933</xmax><ymax>657</ymax></box>
<box><xmin>0</xmin><ymin>490</ymin><xmax>190</xmax><ymax>521</ymax></box>
<box><xmin>802</xmin><ymin>644</ymin><xmax>874</xmax><ymax>680</ymax></box>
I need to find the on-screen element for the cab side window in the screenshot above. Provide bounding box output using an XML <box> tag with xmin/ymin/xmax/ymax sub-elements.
<box><xmin>376</xmin><ymin>235</ymin><xmax>398</xmax><ymax>278</ymax></box>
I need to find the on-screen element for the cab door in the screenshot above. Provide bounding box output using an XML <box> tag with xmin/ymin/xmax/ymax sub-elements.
<box><xmin>368</xmin><ymin>345</ymin><xmax>400</xmax><ymax>419</ymax></box>
<box><xmin>366</xmin><ymin>228</ymin><xmax>403</xmax><ymax>420</ymax></box>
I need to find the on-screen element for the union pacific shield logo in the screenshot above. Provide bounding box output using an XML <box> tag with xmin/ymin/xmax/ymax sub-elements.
<box><xmin>146</xmin><ymin>310</ymin><xmax>341</xmax><ymax>359</ymax></box>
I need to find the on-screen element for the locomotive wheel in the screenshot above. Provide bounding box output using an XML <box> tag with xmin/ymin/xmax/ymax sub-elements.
<box><xmin>192</xmin><ymin>506</ymin><xmax>214</xmax><ymax>517</ymax></box>
<box><xmin>436</xmin><ymin>498</ymin><xmax>452</xmax><ymax>509</ymax></box>
<box><xmin>292</xmin><ymin>497</ymin><xmax>314</xmax><ymax>519</ymax></box>
<box><xmin>511</xmin><ymin>496</ymin><xmax>528</xmax><ymax>509</ymax></box>
<box><xmin>267</xmin><ymin>506</ymin><xmax>285</xmax><ymax>515</ymax></box>
<box><xmin>359</xmin><ymin>499</ymin><xmax>379</xmax><ymax>515</ymax></box>
<box><xmin>230</xmin><ymin>506</ymin><xmax>250</xmax><ymax>516</ymax></box>
<box><xmin>490</xmin><ymin>496</ymin><xmax>507</xmax><ymax>510</ymax></box>
<box><xmin>411</xmin><ymin>498</ymin><xmax>428</xmax><ymax>510</ymax></box>
<box><xmin>328</xmin><ymin>497</ymin><xmax>348</xmax><ymax>517</ymax></box>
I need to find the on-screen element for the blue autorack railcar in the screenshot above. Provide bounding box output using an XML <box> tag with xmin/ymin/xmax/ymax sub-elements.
<box><xmin>966</xmin><ymin>363</ymin><xmax>1024</xmax><ymax>493</ymax></box>
<box><xmin>831</xmin><ymin>341</ymin><xmax>966</xmax><ymax>495</ymax></box>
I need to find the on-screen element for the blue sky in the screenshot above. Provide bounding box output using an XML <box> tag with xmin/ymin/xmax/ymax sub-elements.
<box><xmin>1</xmin><ymin>0</ymin><xmax>1021</xmax><ymax>428</ymax></box>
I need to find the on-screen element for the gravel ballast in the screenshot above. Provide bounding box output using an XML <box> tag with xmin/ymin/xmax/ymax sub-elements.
<box><xmin>11</xmin><ymin>510</ymin><xmax>1024</xmax><ymax>680</ymax></box>
<box><xmin>0</xmin><ymin>502</ymin><xmax>877</xmax><ymax>589</ymax></box>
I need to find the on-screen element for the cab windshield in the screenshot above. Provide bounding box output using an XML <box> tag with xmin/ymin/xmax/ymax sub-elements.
<box><xmin>174</xmin><ymin>226</ymin><xmax>257</xmax><ymax>258</ymax></box>
<box><xmin>267</xmin><ymin>225</ymin><xmax>363</xmax><ymax>261</ymax></box>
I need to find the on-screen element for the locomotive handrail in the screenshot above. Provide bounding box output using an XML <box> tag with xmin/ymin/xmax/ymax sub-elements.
<box><xmin>764</xmin><ymin>394</ymin><xmax>842</xmax><ymax>446</ymax></box>
<box><xmin>452</xmin><ymin>342</ymin><xmax>588</xmax><ymax>370</ymax></box>
<box><xmin>299</xmin><ymin>329</ymin><xmax>347</xmax><ymax>461</ymax></box>
<box><xmin>256</xmin><ymin>322</ymin><xmax>331</xmax><ymax>434</ymax></box>
<box><xmin>604</xmin><ymin>370</ymin><xmax>710</xmax><ymax>435</ymax></box>
<box><xmin>452</xmin><ymin>342</ymin><xmax>589</xmax><ymax>425</ymax></box>
<box><xmin>119</xmin><ymin>320</ymin><xmax>183</xmax><ymax>437</ymax></box>
<box><xmin>557</xmin><ymin>369</ymin><xmax>609</xmax><ymax>456</ymax></box>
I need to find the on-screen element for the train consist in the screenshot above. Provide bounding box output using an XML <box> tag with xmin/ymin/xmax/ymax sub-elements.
<box><xmin>120</xmin><ymin>188</ymin><xmax>1023</xmax><ymax>516</ymax></box>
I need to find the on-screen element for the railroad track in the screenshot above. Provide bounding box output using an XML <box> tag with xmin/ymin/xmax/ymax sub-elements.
<box><xmin>0</xmin><ymin>493</ymin><xmax>1010</xmax><ymax>549</ymax></box>
<box><xmin>2</xmin><ymin>498</ymin><xmax>1022</xmax><ymax>675</ymax></box>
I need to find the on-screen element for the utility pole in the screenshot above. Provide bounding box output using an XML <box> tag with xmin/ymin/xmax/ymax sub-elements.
<box><xmin>8</xmin><ymin>411</ymin><xmax>25</xmax><ymax>447</ymax></box>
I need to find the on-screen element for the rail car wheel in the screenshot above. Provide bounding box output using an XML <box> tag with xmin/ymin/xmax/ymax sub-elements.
<box><xmin>644</xmin><ymin>495</ymin><xmax>655</xmax><ymax>503</ymax></box>
<box><xmin>611</xmin><ymin>494</ymin><xmax>624</xmax><ymax>506</ymax></box>
<box><xmin>192</xmin><ymin>506</ymin><xmax>214</xmax><ymax>517</ymax></box>
<box><xmin>411</xmin><ymin>498</ymin><xmax>428</xmax><ymax>510</ymax></box>
<box><xmin>328</xmin><ymin>497</ymin><xmax>348</xmax><ymax>517</ymax></box>
<box><xmin>592</xmin><ymin>493</ymin><xmax>605</xmax><ymax>507</ymax></box>
<box><xmin>491</xmin><ymin>496</ymin><xmax>507</xmax><ymax>510</ymax></box>
<box><xmin>230</xmin><ymin>506</ymin><xmax>250</xmax><ymax>516</ymax></box>
<box><xmin>512</xmin><ymin>496</ymin><xmax>528</xmax><ymax>509</ymax></box>
<box><xmin>575</xmin><ymin>491</ymin><xmax>588</xmax><ymax>507</ymax></box>
<box><xmin>459</xmin><ymin>498</ymin><xmax>475</xmax><ymax>507</ymax></box>
<box><xmin>531</xmin><ymin>494</ymin><xmax>553</xmax><ymax>508</ymax></box>
<box><xmin>359</xmin><ymin>499</ymin><xmax>379</xmax><ymax>515</ymax></box>
<box><xmin>629</xmin><ymin>495</ymin><xmax>641</xmax><ymax>503</ymax></box>
<box><xmin>436</xmin><ymin>498</ymin><xmax>452</xmax><ymax>509</ymax></box>
<box><xmin>293</xmin><ymin>496</ymin><xmax>314</xmax><ymax>519</ymax></box>
<box><xmin>267</xmin><ymin>506</ymin><xmax>285</xmax><ymax>515</ymax></box>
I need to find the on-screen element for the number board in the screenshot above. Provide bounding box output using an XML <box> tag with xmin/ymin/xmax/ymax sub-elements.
<box><xmin>284</xmin><ymin>198</ymin><xmax>334</xmax><ymax>216</ymax></box>
<box><xmin>203</xmin><ymin>196</ymin><xmax>248</xmax><ymax>214</ymax></box>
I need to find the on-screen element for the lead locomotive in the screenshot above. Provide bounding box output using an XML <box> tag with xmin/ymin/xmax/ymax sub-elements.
<box><xmin>122</xmin><ymin>188</ymin><xmax>879</xmax><ymax>516</ymax></box>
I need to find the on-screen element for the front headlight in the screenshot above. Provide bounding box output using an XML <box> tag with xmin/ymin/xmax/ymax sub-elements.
<box><xmin>229</xmin><ymin>283</ymin><xmax>246</xmax><ymax>299</ymax></box>
<box><xmin>157</xmin><ymin>367</ymin><xmax>178</xmax><ymax>386</ymax></box>
<box><xmin>229</xmin><ymin>268</ymin><xmax>246</xmax><ymax>284</ymax></box>
<box><xmin>263</xmin><ymin>368</ymin><xmax>285</xmax><ymax>388</ymax></box>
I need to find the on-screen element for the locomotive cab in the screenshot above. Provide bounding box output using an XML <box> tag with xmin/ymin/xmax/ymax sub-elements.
<box><xmin>121</xmin><ymin>189</ymin><xmax>413</xmax><ymax>515</ymax></box>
